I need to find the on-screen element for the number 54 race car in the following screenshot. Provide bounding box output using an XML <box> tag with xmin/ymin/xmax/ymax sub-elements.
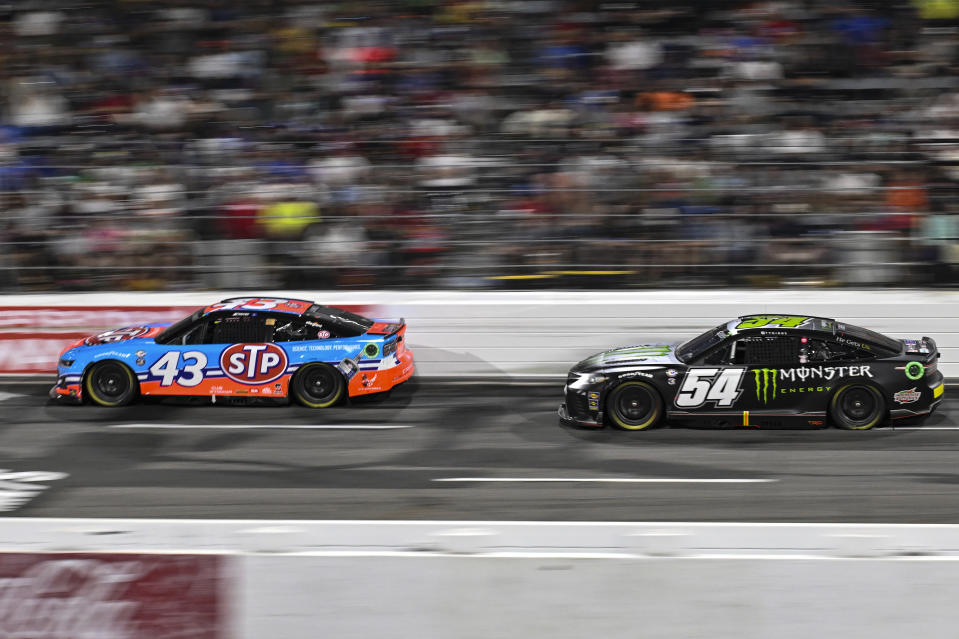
<box><xmin>560</xmin><ymin>314</ymin><xmax>944</xmax><ymax>430</ymax></box>
<box><xmin>51</xmin><ymin>297</ymin><xmax>415</xmax><ymax>407</ymax></box>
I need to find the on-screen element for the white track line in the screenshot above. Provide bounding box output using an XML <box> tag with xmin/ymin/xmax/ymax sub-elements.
<box><xmin>889</xmin><ymin>426</ymin><xmax>959</xmax><ymax>431</ymax></box>
<box><xmin>433</xmin><ymin>477</ymin><xmax>776</xmax><ymax>484</ymax></box>
<box><xmin>108</xmin><ymin>423</ymin><xmax>414</xmax><ymax>430</ymax></box>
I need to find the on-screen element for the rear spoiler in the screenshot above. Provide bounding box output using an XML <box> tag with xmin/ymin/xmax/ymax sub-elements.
<box><xmin>366</xmin><ymin>318</ymin><xmax>405</xmax><ymax>337</ymax></box>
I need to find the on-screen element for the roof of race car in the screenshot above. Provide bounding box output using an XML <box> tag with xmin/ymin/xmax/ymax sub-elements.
<box><xmin>729</xmin><ymin>314</ymin><xmax>903</xmax><ymax>352</ymax></box>
<box><xmin>201</xmin><ymin>297</ymin><xmax>315</xmax><ymax>316</ymax></box>
<box><xmin>728</xmin><ymin>314</ymin><xmax>836</xmax><ymax>334</ymax></box>
<box><xmin>196</xmin><ymin>297</ymin><xmax>377</xmax><ymax>334</ymax></box>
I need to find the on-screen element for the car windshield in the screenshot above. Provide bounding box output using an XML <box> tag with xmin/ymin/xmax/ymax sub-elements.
<box><xmin>154</xmin><ymin>309</ymin><xmax>202</xmax><ymax>344</ymax></box>
<box><xmin>677</xmin><ymin>323</ymin><xmax>731</xmax><ymax>363</ymax></box>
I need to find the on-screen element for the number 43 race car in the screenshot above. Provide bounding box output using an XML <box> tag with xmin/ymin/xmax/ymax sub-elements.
<box><xmin>560</xmin><ymin>314</ymin><xmax>944</xmax><ymax>430</ymax></box>
<box><xmin>51</xmin><ymin>297</ymin><xmax>415</xmax><ymax>407</ymax></box>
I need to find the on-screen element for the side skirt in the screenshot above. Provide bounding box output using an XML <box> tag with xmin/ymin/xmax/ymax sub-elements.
<box><xmin>667</xmin><ymin>410</ymin><xmax>828</xmax><ymax>429</ymax></box>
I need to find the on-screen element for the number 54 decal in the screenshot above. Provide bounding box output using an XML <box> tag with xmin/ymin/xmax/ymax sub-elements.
<box><xmin>149</xmin><ymin>351</ymin><xmax>208</xmax><ymax>387</ymax></box>
<box><xmin>675</xmin><ymin>368</ymin><xmax>746</xmax><ymax>408</ymax></box>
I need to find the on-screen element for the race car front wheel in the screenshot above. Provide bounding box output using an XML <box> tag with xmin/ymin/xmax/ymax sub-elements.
<box><xmin>84</xmin><ymin>361</ymin><xmax>138</xmax><ymax>407</ymax></box>
<box><xmin>606</xmin><ymin>381</ymin><xmax>663</xmax><ymax>430</ymax></box>
<box><xmin>830</xmin><ymin>384</ymin><xmax>885</xmax><ymax>430</ymax></box>
<box><xmin>292</xmin><ymin>363</ymin><xmax>345</xmax><ymax>408</ymax></box>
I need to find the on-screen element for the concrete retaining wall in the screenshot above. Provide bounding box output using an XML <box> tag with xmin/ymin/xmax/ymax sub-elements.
<box><xmin>3</xmin><ymin>518</ymin><xmax>959</xmax><ymax>639</ymax></box>
<box><xmin>240</xmin><ymin>554</ymin><xmax>959</xmax><ymax>639</ymax></box>
<box><xmin>3</xmin><ymin>289</ymin><xmax>959</xmax><ymax>377</ymax></box>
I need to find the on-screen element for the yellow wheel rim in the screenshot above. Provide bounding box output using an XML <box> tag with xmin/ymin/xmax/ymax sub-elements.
<box><xmin>608</xmin><ymin>381</ymin><xmax>662</xmax><ymax>430</ymax></box>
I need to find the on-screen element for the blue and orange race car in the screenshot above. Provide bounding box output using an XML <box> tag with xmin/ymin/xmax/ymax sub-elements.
<box><xmin>51</xmin><ymin>297</ymin><xmax>415</xmax><ymax>407</ymax></box>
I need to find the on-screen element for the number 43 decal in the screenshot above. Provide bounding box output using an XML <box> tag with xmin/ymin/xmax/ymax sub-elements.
<box><xmin>149</xmin><ymin>351</ymin><xmax>208</xmax><ymax>387</ymax></box>
<box><xmin>675</xmin><ymin>368</ymin><xmax>746</xmax><ymax>408</ymax></box>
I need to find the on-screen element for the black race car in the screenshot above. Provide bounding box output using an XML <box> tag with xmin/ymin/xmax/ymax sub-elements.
<box><xmin>559</xmin><ymin>314</ymin><xmax>943</xmax><ymax>430</ymax></box>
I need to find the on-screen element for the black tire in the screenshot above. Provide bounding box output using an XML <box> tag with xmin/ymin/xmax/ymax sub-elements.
<box><xmin>84</xmin><ymin>361</ymin><xmax>138</xmax><ymax>407</ymax></box>
<box><xmin>291</xmin><ymin>363</ymin><xmax>345</xmax><ymax>408</ymax></box>
<box><xmin>830</xmin><ymin>384</ymin><xmax>885</xmax><ymax>430</ymax></box>
<box><xmin>606</xmin><ymin>381</ymin><xmax>664</xmax><ymax>431</ymax></box>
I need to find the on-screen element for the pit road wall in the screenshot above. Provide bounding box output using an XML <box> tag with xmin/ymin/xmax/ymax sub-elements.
<box><xmin>2</xmin><ymin>289</ymin><xmax>958</xmax><ymax>376</ymax></box>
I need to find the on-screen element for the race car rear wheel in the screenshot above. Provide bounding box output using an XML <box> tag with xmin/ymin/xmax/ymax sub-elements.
<box><xmin>292</xmin><ymin>363</ymin><xmax>345</xmax><ymax>408</ymax></box>
<box><xmin>830</xmin><ymin>384</ymin><xmax>885</xmax><ymax>430</ymax></box>
<box><xmin>85</xmin><ymin>361</ymin><xmax>138</xmax><ymax>407</ymax></box>
<box><xmin>607</xmin><ymin>381</ymin><xmax>663</xmax><ymax>430</ymax></box>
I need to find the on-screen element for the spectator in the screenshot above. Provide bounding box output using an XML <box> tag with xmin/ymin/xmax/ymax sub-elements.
<box><xmin>0</xmin><ymin>0</ymin><xmax>956</xmax><ymax>291</ymax></box>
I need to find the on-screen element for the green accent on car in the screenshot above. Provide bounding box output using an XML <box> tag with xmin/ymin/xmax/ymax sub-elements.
<box><xmin>753</xmin><ymin>368</ymin><xmax>778</xmax><ymax>403</ymax></box>
<box><xmin>736</xmin><ymin>316</ymin><xmax>811</xmax><ymax>330</ymax></box>
<box><xmin>364</xmin><ymin>343</ymin><xmax>380</xmax><ymax>358</ymax></box>
<box><xmin>609</xmin><ymin>345</ymin><xmax>672</xmax><ymax>357</ymax></box>
<box><xmin>905</xmin><ymin>361</ymin><xmax>924</xmax><ymax>381</ymax></box>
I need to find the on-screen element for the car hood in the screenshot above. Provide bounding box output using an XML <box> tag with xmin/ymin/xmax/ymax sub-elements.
<box><xmin>574</xmin><ymin>343</ymin><xmax>682</xmax><ymax>371</ymax></box>
<box><xmin>61</xmin><ymin>323</ymin><xmax>171</xmax><ymax>354</ymax></box>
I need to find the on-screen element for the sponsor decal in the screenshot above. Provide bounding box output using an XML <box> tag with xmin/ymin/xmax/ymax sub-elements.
<box><xmin>83</xmin><ymin>326</ymin><xmax>151</xmax><ymax>346</ymax></box>
<box><xmin>752</xmin><ymin>368</ymin><xmax>832</xmax><ymax>404</ymax></box>
<box><xmin>893</xmin><ymin>387</ymin><xmax>921</xmax><ymax>404</ymax></box>
<box><xmin>94</xmin><ymin>350</ymin><xmax>133</xmax><ymax>359</ymax></box>
<box><xmin>136</xmin><ymin>358</ymin><xmax>146</xmax><ymax>366</ymax></box>
<box><xmin>364</xmin><ymin>343</ymin><xmax>380</xmax><ymax>358</ymax></box>
<box><xmin>135</xmin><ymin>350</ymin><xmax>146</xmax><ymax>358</ymax></box>
<box><xmin>619</xmin><ymin>371</ymin><xmax>653</xmax><ymax>379</ymax></box>
<box><xmin>736</xmin><ymin>316</ymin><xmax>810</xmax><ymax>330</ymax></box>
<box><xmin>666</xmin><ymin>369</ymin><xmax>678</xmax><ymax>377</ymax></box>
<box><xmin>835</xmin><ymin>336</ymin><xmax>869</xmax><ymax>350</ymax></box>
<box><xmin>778</xmin><ymin>365</ymin><xmax>872</xmax><ymax>382</ymax></box>
<box><xmin>667</xmin><ymin>378</ymin><xmax>676</xmax><ymax>385</ymax></box>
<box><xmin>361</xmin><ymin>373</ymin><xmax>378</xmax><ymax>387</ymax></box>
<box><xmin>220</xmin><ymin>343</ymin><xmax>289</xmax><ymax>385</ymax></box>
<box><xmin>317</xmin><ymin>330</ymin><xmax>331</xmax><ymax>339</ymax></box>
<box><xmin>753</xmin><ymin>368</ymin><xmax>777</xmax><ymax>403</ymax></box>
<box><xmin>0</xmin><ymin>552</ymin><xmax>221</xmax><ymax>638</ymax></box>
<box><xmin>611</xmin><ymin>345</ymin><xmax>671</xmax><ymax>357</ymax></box>
<box><xmin>587</xmin><ymin>391</ymin><xmax>600</xmax><ymax>409</ymax></box>
<box><xmin>337</xmin><ymin>356</ymin><xmax>360</xmax><ymax>380</ymax></box>
<box><xmin>292</xmin><ymin>343</ymin><xmax>340</xmax><ymax>352</ymax></box>
<box><xmin>0</xmin><ymin>469</ymin><xmax>67</xmax><ymax>512</ymax></box>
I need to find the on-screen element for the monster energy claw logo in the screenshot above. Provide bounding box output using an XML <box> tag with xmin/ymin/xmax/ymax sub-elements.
<box><xmin>611</xmin><ymin>345</ymin><xmax>671</xmax><ymax>357</ymax></box>
<box><xmin>754</xmin><ymin>368</ymin><xmax>777</xmax><ymax>403</ymax></box>
<box><xmin>753</xmin><ymin>365</ymin><xmax>850</xmax><ymax>404</ymax></box>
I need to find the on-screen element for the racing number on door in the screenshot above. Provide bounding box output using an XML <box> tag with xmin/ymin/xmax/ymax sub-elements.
<box><xmin>675</xmin><ymin>368</ymin><xmax>746</xmax><ymax>408</ymax></box>
<box><xmin>149</xmin><ymin>351</ymin><xmax>208</xmax><ymax>387</ymax></box>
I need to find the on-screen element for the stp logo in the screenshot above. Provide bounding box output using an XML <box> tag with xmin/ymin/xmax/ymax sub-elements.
<box><xmin>220</xmin><ymin>343</ymin><xmax>289</xmax><ymax>385</ymax></box>
<box><xmin>84</xmin><ymin>326</ymin><xmax>150</xmax><ymax>346</ymax></box>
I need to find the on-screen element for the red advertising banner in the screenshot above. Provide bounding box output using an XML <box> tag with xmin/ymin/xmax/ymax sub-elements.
<box><xmin>0</xmin><ymin>552</ymin><xmax>224</xmax><ymax>638</ymax></box>
<box><xmin>0</xmin><ymin>304</ymin><xmax>375</xmax><ymax>374</ymax></box>
<box><xmin>0</xmin><ymin>307</ymin><xmax>198</xmax><ymax>374</ymax></box>
<box><xmin>0</xmin><ymin>307</ymin><xmax>199</xmax><ymax>330</ymax></box>
<box><xmin>0</xmin><ymin>333</ymin><xmax>96</xmax><ymax>374</ymax></box>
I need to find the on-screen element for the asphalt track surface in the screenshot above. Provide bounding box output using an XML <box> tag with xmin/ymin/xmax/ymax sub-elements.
<box><xmin>2</xmin><ymin>379</ymin><xmax>959</xmax><ymax>523</ymax></box>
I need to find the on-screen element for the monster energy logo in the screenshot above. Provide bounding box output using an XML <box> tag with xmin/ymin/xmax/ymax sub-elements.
<box><xmin>753</xmin><ymin>366</ymin><xmax>842</xmax><ymax>404</ymax></box>
<box><xmin>754</xmin><ymin>368</ymin><xmax>778</xmax><ymax>403</ymax></box>
<box><xmin>613</xmin><ymin>345</ymin><xmax>672</xmax><ymax>357</ymax></box>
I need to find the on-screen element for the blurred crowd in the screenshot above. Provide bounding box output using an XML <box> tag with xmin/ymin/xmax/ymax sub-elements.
<box><xmin>4</xmin><ymin>0</ymin><xmax>959</xmax><ymax>291</ymax></box>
